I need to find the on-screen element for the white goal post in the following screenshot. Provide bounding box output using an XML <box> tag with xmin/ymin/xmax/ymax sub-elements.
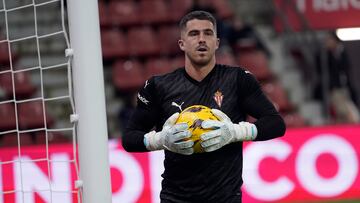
<box><xmin>66</xmin><ymin>0</ymin><xmax>112</xmax><ymax>202</ymax></box>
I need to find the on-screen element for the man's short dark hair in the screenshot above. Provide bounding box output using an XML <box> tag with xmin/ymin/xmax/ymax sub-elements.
<box><xmin>179</xmin><ymin>10</ymin><xmax>217</xmax><ymax>33</ymax></box>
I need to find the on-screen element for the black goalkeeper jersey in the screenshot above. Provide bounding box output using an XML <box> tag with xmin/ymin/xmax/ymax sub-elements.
<box><xmin>123</xmin><ymin>64</ymin><xmax>286</xmax><ymax>203</ymax></box>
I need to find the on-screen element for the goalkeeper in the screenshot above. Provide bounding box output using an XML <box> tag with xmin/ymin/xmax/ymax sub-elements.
<box><xmin>122</xmin><ymin>10</ymin><xmax>286</xmax><ymax>203</ymax></box>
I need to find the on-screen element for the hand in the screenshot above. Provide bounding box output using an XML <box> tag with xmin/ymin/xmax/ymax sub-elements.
<box><xmin>144</xmin><ymin>113</ymin><xmax>194</xmax><ymax>155</ymax></box>
<box><xmin>200</xmin><ymin>109</ymin><xmax>257</xmax><ymax>152</ymax></box>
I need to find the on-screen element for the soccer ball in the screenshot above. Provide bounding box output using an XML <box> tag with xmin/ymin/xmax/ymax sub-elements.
<box><xmin>176</xmin><ymin>105</ymin><xmax>219</xmax><ymax>153</ymax></box>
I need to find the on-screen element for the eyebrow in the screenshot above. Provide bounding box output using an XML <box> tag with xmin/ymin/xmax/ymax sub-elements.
<box><xmin>187</xmin><ymin>28</ymin><xmax>215</xmax><ymax>34</ymax></box>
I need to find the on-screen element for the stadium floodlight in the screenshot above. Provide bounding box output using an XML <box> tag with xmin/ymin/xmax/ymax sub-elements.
<box><xmin>336</xmin><ymin>28</ymin><xmax>360</xmax><ymax>41</ymax></box>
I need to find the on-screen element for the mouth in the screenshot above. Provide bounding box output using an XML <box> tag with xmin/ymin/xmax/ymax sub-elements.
<box><xmin>196</xmin><ymin>46</ymin><xmax>208</xmax><ymax>52</ymax></box>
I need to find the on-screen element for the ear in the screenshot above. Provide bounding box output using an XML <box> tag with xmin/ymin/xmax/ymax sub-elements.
<box><xmin>215</xmin><ymin>38</ymin><xmax>220</xmax><ymax>50</ymax></box>
<box><xmin>178</xmin><ymin>39</ymin><xmax>185</xmax><ymax>51</ymax></box>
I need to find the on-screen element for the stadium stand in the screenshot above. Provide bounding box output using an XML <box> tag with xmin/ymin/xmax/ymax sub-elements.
<box><xmin>101</xmin><ymin>29</ymin><xmax>129</xmax><ymax>59</ymax></box>
<box><xmin>0</xmin><ymin>42</ymin><xmax>15</xmax><ymax>69</ymax></box>
<box><xmin>99</xmin><ymin>0</ymin><xmax>303</xmax><ymax>136</ymax></box>
<box><xmin>145</xmin><ymin>57</ymin><xmax>174</xmax><ymax>78</ymax></box>
<box><xmin>34</xmin><ymin>130</ymin><xmax>70</xmax><ymax>145</ymax></box>
<box><xmin>157</xmin><ymin>25</ymin><xmax>181</xmax><ymax>55</ymax></box>
<box><xmin>3</xmin><ymin>0</ymin><xmax>342</xmax><ymax>142</ymax></box>
<box><xmin>168</xmin><ymin>0</ymin><xmax>194</xmax><ymax>22</ymax></box>
<box><xmin>108</xmin><ymin>0</ymin><xmax>140</xmax><ymax>27</ymax></box>
<box><xmin>139</xmin><ymin>0</ymin><xmax>170</xmax><ymax>25</ymax></box>
<box><xmin>127</xmin><ymin>26</ymin><xmax>160</xmax><ymax>57</ymax></box>
<box><xmin>236</xmin><ymin>50</ymin><xmax>272</xmax><ymax>81</ymax></box>
<box><xmin>210</xmin><ymin>0</ymin><xmax>234</xmax><ymax>19</ymax></box>
<box><xmin>98</xmin><ymin>1</ymin><xmax>110</xmax><ymax>27</ymax></box>
<box><xmin>0</xmin><ymin>71</ymin><xmax>37</xmax><ymax>99</ymax></box>
<box><xmin>112</xmin><ymin>59</ymin><xmax>145</xmax><ymax>92</ymax></box>
<box><xmin>98</xmin><ymin>0</ymin><xmax>310</xmax><ymax>135</ymax></box>
<box><xmin>1</xmin><ymin>132</ymin><xmax>33</xmax><ymax>147</ymax></box>
<box><xmin>0</xmin><ymin>102</ymin><xmax>16</xmax><ymax>131</ymax></box>
<box><xmin>215</xmin><ymin>49</ymin><xmax>237</xmax><ymax>66</ymax></box>
<box><xmin>262</xmin><ymin>80</ymin><xmax>293</xmax><ymax>112</ymax></box>
<box><xmin>17</xmin><ymin>100</ymin><xmax>54</xmax><ymax>130</ymax></box>
<box><xmin>282</xmin><ymin>112</ymin><xmax>306</xmax><ymax>128</ymax></box>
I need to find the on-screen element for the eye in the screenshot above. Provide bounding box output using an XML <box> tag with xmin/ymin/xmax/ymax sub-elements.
<box><xmin>204</xmin><ymin>30</ymin><xmax>214</xmax><ymax>36</ymax></box>
<box><xmin>188</xmin><ymin>30</ymin><xmax>199</xmax><ymax>36</ymax></box>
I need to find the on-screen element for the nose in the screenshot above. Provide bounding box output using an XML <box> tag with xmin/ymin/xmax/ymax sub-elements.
<box><xmin>198</xmin><ymin>33</ymin><xmax>206</xmax><ymax>43</ymax></box>
<box><xmin>199</xmin><ymin>34</ymin><xmax>206</xmax><ymax>44</ymax></box>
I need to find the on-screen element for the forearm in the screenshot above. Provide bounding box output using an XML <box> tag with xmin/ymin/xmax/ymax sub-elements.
<box><xmin>240</xmin><ymin>81</ymin><xmax>286</xmax><ymax>141</ymax></box>
<box><xmin>254</xmin><ymin>114</ymin><xmax>286</xmax><ymax>141</ymax></box>
<box><xmin>122</xmin><ymin>129</ymin><xmax>148</xmax><ymax>152</ymax></box>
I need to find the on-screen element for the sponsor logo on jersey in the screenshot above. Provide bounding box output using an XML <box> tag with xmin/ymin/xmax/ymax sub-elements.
<box><xmin>138</xmin><ymin>93</ymin><xmax>149</xmax><ymax>105</ymax></box>
<box><xmin>213</xmin><ymin>90</ymin><xmax>223</xmax><ymax>107</ymax></box>
<box><xmin>171</xmin><ymin>101</ymin><xmax>184</xmax><ymax>111</ymax></box>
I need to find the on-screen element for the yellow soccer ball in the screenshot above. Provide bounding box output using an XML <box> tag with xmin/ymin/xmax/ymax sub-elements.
<box><xmin>176</xmin><ymin>105</ymin><xmax>219</xmax><ymax>153</ymax></box>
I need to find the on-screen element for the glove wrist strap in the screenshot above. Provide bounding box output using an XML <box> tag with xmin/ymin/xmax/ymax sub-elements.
<box><xmin>233</xmin><ymin>122</ymin><xmax>258</xmax><ymax>141</ymax></box>
<box><xmin>144</xmin><ymin>131</ymin><xmax>165</xmax><ymax>151</ymax></box>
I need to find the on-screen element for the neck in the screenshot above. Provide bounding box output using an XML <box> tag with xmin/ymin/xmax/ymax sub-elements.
<box><xmin>184</xmin><ymin>57</ymin><xmax>216</xmax><ymax>82</ymax></box>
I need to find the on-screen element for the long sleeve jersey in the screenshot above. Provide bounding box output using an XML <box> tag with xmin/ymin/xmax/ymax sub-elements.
<box><xmin>123</xmin><ymin>64</ymin><xmax>286</xmax><ymax>203</ymax></box>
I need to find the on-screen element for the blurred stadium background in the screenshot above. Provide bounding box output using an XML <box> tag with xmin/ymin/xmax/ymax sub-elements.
<box><xmin>0</xmin><ymin>0</ymin><xmax>360</xmax><ymax>202</ymax></box>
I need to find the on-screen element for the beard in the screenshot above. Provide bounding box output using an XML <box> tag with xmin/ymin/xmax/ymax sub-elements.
<box><xmin>186</xmin><ymin>52</ymin><xmax>213</xmax><ymax>67</ymax></box>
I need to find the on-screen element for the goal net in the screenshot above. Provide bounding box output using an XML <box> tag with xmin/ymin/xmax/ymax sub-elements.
<box><xmin>0</xmin><ymin>0</ymin><xmax>111</xmax><ymax>202</ymax></box>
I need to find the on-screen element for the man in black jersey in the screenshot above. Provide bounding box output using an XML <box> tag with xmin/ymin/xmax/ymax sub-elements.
<box><xmin>122</xmin><ymin>10</ymin><xmax>286</xmax><ymax>203</ymax></box>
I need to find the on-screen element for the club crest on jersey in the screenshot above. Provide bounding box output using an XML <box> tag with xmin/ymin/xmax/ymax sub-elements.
<box><xmin>213</xmin><ymin>90</ymin><xmax>223</xmax><ymax>107</ymax></box>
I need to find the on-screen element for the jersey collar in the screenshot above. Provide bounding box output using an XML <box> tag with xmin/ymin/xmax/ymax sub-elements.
<box><xmin>183</xmin><ymin>64</ymin><xmax>218</xmax><ymax>86</ymax></box>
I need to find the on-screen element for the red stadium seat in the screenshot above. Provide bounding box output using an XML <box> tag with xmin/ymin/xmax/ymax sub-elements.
<box><xmin>210</xmin><ymin>0</ymin><xmax>234</xmax><ymax>19</ymax></box>
<box><xmin>168</xmin><ymin>0</ymin><xmax>193</xmax><ymax>22</ymax></box>
<box><xmin>112</xmin><ymin>60</ymin><xmax>146</xmax><ymax>92</ymax></box>
<box><xmin>0</xmin><ymin>42</ymin><xmax>17</xmax><ymax>71</ymax></box>
<box><xmin>0</xmin><ymin>102</ymin><xmax>16</xmax><ymax>131</ymax></box>
<box><xmin>262</xmin><ymin>80</ymin><xmax>292</xmax><ymax>112</ymax></box>
<box><xmin>127</xmin><ymin>27</ymin><xmax>159</xmax><ymax>56</ymax></box>
<box><xmin>17</xmin><ymin>100</ymin><xmax>54</xmax><ymax>130</ymax></box>
<box><xmin>14</xmin><ymin>71</ymin><xmax>37</xmax><ymax>98</ymax></box>
<box><xmin>35</xmin><ymin>131</ymin><xmax>70</xmax><ymax>145</ymax></box>
<box><xmin>216</xmin><ymin>50</ymin><xmax>237</xmax><ymax>66</ymax></box>
<box><xmin>145</xmin><ymin>58</ymin><xmax>174</xmax><ymax>78</ymax></box>
<box><xmin>1</xmin><ymin>133</ymin><xmax>33</xmax><ymax>147</ymax></box>
<box><xmin>108</xmin><ymin>1</ymin><xmax>140</xmax><ymax>26</ymax></box>
<box><xmin>236</xmin><ymin>50</ymin><xmax>272</xmax><ymax>81</ymax></box>
<box><xmin>170</xmin><ymin>56</ymin><xmax>185</xmax><ymax>70</ymax></box>
<box><xmin>233</xmin><ymin>39</ymin><xmax>259</xmax><ymax>53</ymax></box>
<box><xmin>282</xmin><ymin>112</ymin><xmax>306</xmax><ymax>128</ymax></box>
<box><xmin>139</xmin><ymin>0</ymin><xmax>169</xmax><ymax>24</ymax></box>
<box><xmin>101</xmin><ymin>29</ymin><xmax>128</xmax><ymax>59</ymax></box>
<box><xmin>157</xmin><ymin>25</ymin><xmax>181</xmax><ymax>55</ymax></box>
<box><xmin>98</xmin><ymin>1</ymin><xmax>111</xmax><ymax>27</ymax></box>
<box><xmin>0</xmin><ymin>71</ymin><xmax>36</xmax><ymax>99</ymax></box>
<box><xmin>0</xmin><ymin>43</ymin><xmax>10</xmax><ymax>68</ymax></box>
<box><xmin>0</xmin><ymin>73</ymin><xmax>14</xmax><ymax>98</ymax></box>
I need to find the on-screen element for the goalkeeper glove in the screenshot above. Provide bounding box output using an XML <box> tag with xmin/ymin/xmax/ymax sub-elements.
<box><xmin>144</xmin><ymin>113</ymin><xmax>194</xmax><ymax>155</ymax></box>
<box><xmin>200</xmin><ymin>109</ymin><xmax>257</xmax><ymax>152</ymax></box>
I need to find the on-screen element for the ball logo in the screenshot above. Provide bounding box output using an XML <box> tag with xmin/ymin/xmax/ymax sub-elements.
<box><xmin>175</xmin><ymin>105</ymin><xmax>219</xmax><ymax>153</ymax></box>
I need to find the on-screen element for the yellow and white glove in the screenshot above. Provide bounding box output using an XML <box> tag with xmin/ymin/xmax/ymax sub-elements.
<box><xmin>144</xmin><ymin>113</ymin><xmax>194</xmax><ymax>155</ymax></box>
<box><xmin>200</xmin><ymin>109</ymin><xmax>257</xmax><ymax>152</ymax></box>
